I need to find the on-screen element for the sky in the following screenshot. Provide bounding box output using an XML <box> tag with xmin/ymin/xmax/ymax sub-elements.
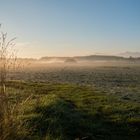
<box><xmin>0</xmin><ymin>0</ymin><xmax>140</xmax><ymax>58</ymax></box>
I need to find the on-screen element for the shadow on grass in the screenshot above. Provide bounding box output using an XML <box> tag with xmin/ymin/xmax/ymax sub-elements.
<box><xmin>25</xmin><ymin>97</ymin><xmax>140</xmax><ymax>140</ymax></box>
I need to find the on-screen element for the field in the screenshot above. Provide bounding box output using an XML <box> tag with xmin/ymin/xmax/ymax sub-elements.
<box><xmin>4</xmin><ymin>61</ymin><xmax>140</xmax><ymax>139</ymax></box>
<box><xmin>11</xmin><ymin>61</ymin><xmax>140</xmax><ymax>102</ymax></box>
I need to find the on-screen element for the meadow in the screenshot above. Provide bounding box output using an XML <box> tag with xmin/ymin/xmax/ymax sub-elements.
<box><xmin>3</xmin><ymin>61</ymin><xmax>140</xmax><ymax>139</ymax></box>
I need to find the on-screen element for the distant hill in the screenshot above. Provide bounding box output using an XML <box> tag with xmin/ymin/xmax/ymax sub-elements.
<box><xmin>74</xmin><ymin>55</ymin><xmax>125</xmax><ymax>61</ymax></box>
<box><xmin>40</xmin><ymin>55</ymin><xmax>128</xmax><ymax>62</ymax></box>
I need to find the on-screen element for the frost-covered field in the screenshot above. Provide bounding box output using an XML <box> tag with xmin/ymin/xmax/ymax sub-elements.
<box><xmin>10</xmin><ymin>61</ymin><xmax>140</xmax><ymax>102</ymax></box>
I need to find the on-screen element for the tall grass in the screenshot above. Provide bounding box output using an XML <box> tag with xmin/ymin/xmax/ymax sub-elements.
<box><xmin>0</xmin><ymin>25</ymin><xmax>27</xmax><ymax>140</ymax></box>
<box><xmin>0</xmin><ymin>84</ymin><xmax>32</xmax><ymax>140</ymax></box>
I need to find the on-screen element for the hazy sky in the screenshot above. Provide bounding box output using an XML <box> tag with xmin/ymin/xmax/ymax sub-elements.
<box><xmin>0</xmin><ymin>0</ymin><xmax>140</xmax><ymax>58</ymax></box>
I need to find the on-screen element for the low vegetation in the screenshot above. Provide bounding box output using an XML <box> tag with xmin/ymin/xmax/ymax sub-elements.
<box><xmin>1</xmin><ymin>80</ymin><xmax>139</xmax><ymax>140</ymax></box>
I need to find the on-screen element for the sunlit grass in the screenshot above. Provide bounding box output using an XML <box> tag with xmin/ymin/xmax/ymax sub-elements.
<box><xmin>2</xmin><ymin>81</ymin><xmax>139</xmax><ymax>140</ymax></box>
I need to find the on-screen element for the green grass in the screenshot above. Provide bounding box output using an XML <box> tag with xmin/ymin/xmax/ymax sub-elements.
<box><xmin>4</xmin><ymin>81</ymin><xmax>140</xmax><ymax>140</ymax></box>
